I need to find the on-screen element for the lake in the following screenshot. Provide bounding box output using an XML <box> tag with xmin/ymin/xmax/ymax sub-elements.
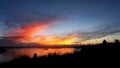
<box><xmin>0</xmin><ymin>48</ymin><xmax>81</xmax><ymax>63</ymax></box>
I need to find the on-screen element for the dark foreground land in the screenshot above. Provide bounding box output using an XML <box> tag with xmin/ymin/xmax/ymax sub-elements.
<box><xmin>0</xmin><ymin>41</ymin><xmax>120</xmax><ymax>67</ymax></box>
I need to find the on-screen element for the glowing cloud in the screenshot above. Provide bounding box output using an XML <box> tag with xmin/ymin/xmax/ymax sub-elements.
<box><xmin>16</xmin><ymin>23</ymin><xmax>79</xmax><ymax>45</ymax></box>
<box><xmin>30</xmin><ymin>34</ymin><xmax>78</xmax><ymax>45</ymax></box>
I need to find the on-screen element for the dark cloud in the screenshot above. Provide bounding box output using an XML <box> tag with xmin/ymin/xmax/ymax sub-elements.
<box><xmin>0</xmin><ymin>9</ymin><xmax>62</xmax><ymax>36</ymax></box>
<box><xmin>0</xmin><ymin>36</ymin><xmax>44</xmax><ymax>47</ymax></box>
<box><xmin>0</xmin><ymin>36</ymin><xmax>21</xmax><ymax>46</ymax></box>
<box><xmin>1</xmin><ymin>10</ymin><xmax>59</xmax><ymax>27</ymax></box>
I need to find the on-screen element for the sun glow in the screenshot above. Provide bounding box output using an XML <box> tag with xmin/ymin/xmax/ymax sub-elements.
<box><xmin>16</xmin><ymin>23</ymin><xmax>78</xmax><ymax>45</ymax></box>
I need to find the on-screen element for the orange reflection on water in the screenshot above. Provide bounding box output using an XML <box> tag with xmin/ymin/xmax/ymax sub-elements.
<box><xmin>7</xmin><ymin>48</ymin><xmax>75</xmax><ymax>58</ymax></box>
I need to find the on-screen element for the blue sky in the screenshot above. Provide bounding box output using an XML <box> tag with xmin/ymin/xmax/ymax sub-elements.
<box><xmin>0</xmin><ymin>0</ymin><xmax>120</xmax><ymax>41</ymax></box>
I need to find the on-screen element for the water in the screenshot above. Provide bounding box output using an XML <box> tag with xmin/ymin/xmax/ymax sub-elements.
<box><xmin>0</xmin><ymin>48</ymin><xmax>81</xmax><ymax>63</ymax></box>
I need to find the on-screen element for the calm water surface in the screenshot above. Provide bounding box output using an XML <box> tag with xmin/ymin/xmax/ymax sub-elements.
<box><xmin>0</xmin><ymin>48</ymin><xmax>81</xmax><ymax>63</ymax></box>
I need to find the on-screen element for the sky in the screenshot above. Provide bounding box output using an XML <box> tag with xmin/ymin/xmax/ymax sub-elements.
<box><xmin>0</xmin><ymin>0</ymin><xmax>120</xmax><ymax>45</ymax></box>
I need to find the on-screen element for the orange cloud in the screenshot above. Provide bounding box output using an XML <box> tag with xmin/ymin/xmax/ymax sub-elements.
<box><xmin>12</xmin><ymin>22</ymin><xmax>79</xmax><ymax>46</ymax></box>
<box><xmin>30</xmin><ymin>34</ymin><xmax>78</xmax><ymax>45</ymax></box>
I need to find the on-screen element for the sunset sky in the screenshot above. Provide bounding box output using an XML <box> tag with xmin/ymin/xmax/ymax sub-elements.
<box><xmin>0</xmin><ymin>0</ymin><xmax>120</xmax><ymax>46</ymax></box>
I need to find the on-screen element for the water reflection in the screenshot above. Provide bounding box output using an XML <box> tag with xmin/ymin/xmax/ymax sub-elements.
<box><xmin>0</xmin><ymin>48</ymin><xmax>80</xmax><ymax>63</ymax></box>
<box><xmin>7</xmin><ymin>48</ymin><xmax>74</xmax><ymax>58</ymax></box>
